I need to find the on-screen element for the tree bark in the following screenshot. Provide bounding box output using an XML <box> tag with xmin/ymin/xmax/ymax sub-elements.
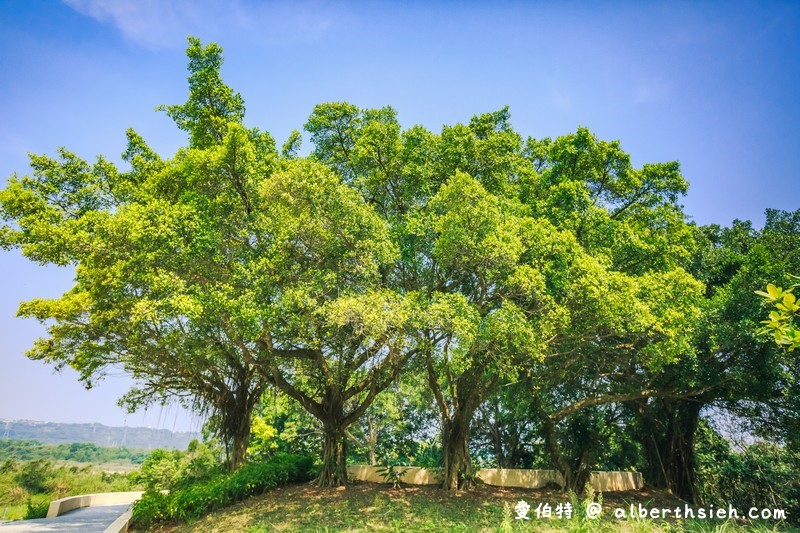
<box><xmin>542</xmin><ymin>416</ymin><xmax>592</xmax><ymax>492</ymax></box>
<box><xmin>490</xmin><ymin>422</ymin><xmax>506</xmax><ymax>468</ymax></box>
<box><xmin>318</xmin><ymin>423</ymin><xmax>349</xmax><ymax>487</ymax></box>
<box><xmin>633</xmin><ymin>398</ymin><xmax>702</xmax><ymax>503</ymax></box>
<box><xmin>316</xmin><ymin>388</ymin><xmax>349</xmax><ymax>487</ymax></box>
<box><xmin>543</xmin><ymin>416</ymin><xmax>572</xmax><ymax>490</ymax></box>
<box><xmin>368</xmin><ymin>423</ymin><xmax>377</xmax><ymax>466</ymax></box>
<box><xmin>230</xmin><ymin>428</ymin><xmax>250</xmax><ymax>470</ymax></box>
<box><xmin>223</xmin><ymin>376</ymin><xmax>261</xmax><ymax>471</ymax></box>
<box><xmin>425</xmin><ymin>347</ymin><xmax>490</xmax><ymax>490</ymax></box>
<box><xmin>506</xmin><ymin>426</ymin><xmax>525</xmax><ymax>468</ymax></box>
<box><xmin>442</xmin><ymin>406</ymin><xmax>475</xmax><ymax>490</ymax></box>
<box><xmin>666</xmin><ymin>401</ymin><xmax>701</xmax><ymax>503</ymax></box>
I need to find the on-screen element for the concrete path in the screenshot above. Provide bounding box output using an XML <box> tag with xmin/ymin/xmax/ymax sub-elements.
<box><xmin>0</xmin><ymin>503</ymin><xmax>131</xmax><ymax>532</ymax></box>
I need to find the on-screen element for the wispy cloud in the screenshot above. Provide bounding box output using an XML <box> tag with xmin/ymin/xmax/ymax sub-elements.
<box><xmin>62</xmin><ymin>0</ymin><xmax>347</xmax><ymax>49</ymax></box>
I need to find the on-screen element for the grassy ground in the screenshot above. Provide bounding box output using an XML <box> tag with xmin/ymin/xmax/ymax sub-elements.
<box><xmin>144</xmin><ymin>482</ymin><xmax>798</xmax><ymax>532</ymax></box>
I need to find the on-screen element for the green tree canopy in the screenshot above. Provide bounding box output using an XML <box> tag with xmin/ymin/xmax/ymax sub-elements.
<box><xmin>304</xmin><ymin>101</ymin><xmax>704</xmax><ymax>489</ymax></box>
<box><xmin>1</xmin><ymin>38</ymin><xmax>712</xmax><ymax>493</ymax></box>
<box><xmin>0</xmin><ymin>39</ymin><xmax>419</xmax><ymax>479</ymax></box>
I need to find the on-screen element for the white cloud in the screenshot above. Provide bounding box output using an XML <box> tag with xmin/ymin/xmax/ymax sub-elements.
<box><xmin>62</xmin><ymin>0</ymin><xmax>345</xmax><ymax>49</ymax></box>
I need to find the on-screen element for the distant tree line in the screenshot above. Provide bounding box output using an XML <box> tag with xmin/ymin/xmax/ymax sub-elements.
<box><xmin>0</xmin><ymin>439</ymin><xmax>148</xmax><ymax>464</ymax></box>
<box><xmin>0</xmin><ymin>419</ymin><xmax>198</xmax><ymax>449</ymax></box>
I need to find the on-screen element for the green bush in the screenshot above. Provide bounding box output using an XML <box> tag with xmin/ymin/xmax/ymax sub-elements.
<box><xmin>131</xmin><ymin>453</ymin><xmax>314</xmax><ymax>528</ymax></box>
<box><xmin>131</xmin><ymin>440</ymin><xmax>223</xmax><ymax>493</ymax></box>
<box><xmin>15</xmin><ymin>459</ymin><xmax>55</xmax><ymax>494</ymax></box>
<box><xmin>23</xmin><ymin>495</ymin><xmax>50</xmax><ymax>519</ymax></box>
<box><xmin>697</xmin><ymin>422</ymin><xmax>800</xmax><ymax>524</ymax></box>
<box><xmin>0</xmin><ymin>459</ymin><xmax>17</xmax><ymax>474</ymax></box>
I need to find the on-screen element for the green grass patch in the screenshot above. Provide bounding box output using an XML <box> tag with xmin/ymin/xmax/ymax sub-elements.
<box><xmin>141</xmin><ymin>483</ymin><xmax>798</xmax><ymax>533</ymax></box>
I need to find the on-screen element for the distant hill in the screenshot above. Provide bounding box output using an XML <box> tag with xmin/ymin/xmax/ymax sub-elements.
<box><xmin>0</xmin><ymin>419</ymin><xmax>199</xmax><ymax>450</ymax></box>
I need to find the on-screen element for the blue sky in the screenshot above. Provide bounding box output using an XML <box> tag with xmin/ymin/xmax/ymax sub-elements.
<box><xmin>1</xmin><ymin>0</ymin><xmax>798</xmax><ymax>431</ymax></box>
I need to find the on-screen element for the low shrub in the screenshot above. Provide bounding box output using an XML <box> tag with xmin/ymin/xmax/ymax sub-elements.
<box><xmin>15</xmin><ymin>459</ymin><xmax>54</xmax><ymax>494</ymax></box>
<box><xmin>2</xmin><ymin>485</ymin><xmax>29</xmax><ymax>505</ymax></box>
<box><xmin>131</xmin><ymin>453</ymin><xmax>314</xmax><ymax>528</ymax></box>
<box><xmin>23</xmin><ymin>495</ymin><xmax>50</xmax><ymax>519</ymax></box>
<box><xmin>375</xmin><ymin>462</ymin><xmax>410</xmax><ymax>489</ymax></box>
<box><xmin>697</xmin><ymin>422</ymin><xmax>800</xmax><ymax>524</ymax></box>
<box><xmin>130</xmin><ymin>440</ymin><xmax>223</xmax><ymax>493</ymax></box>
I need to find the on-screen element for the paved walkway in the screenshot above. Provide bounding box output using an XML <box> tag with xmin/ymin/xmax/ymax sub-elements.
<box><xmin>0</xmin><ymin>504</ymin><xmax>130</xmax><ymax>532</ymax></box>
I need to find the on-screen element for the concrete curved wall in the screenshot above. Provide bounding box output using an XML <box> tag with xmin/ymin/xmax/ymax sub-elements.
<box><xmin>46</xmin><ymin>491</ymin><xmax>143</xmax><ymax>519</ymax></box>
<box><xmin>346</xmin><ymin>466</ymin><xmax>643</xmax><ymax>491</ymax></box>
<box><xmin>105</xmin><ymin>509</ymin><xmax>134</xmax><ymax>533</ymax></box>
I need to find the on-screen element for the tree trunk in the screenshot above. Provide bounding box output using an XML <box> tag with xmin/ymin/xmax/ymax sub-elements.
<box><xmin>368</xmin><ymin>446</ymin><xmax>377</xmax><ymax>466</ymax></box>
<box><xmin>367</xmin><ymin>417</ymin><xmax>378</xmax><ymax>466</ymax></box>
<box><xmin>224</xmin><ymin>379</ymin><xmax>261</xmax><ymax>471</ymax></box>
<box><xmin>506</xmin><ymin>426</ymin><xmax>525</xmax><ymax>468</ymax></box>
<box><xmin>667</xmin><ymin>401</ymin><xmax>701</xmax><ymax>503</ymax></box>
<box><xmin>573</xmin><ymin>451</ymin><xmax>593</xmax><ymax>493</ymax></box>
<box><xmin>426</xmin><ymin>352</ymin><xmax>491</xmax><ymax>491</ymax></box>
<box><xmin>543</xmin><ymin>416</ymin><xmax>571</xmax><ymax>490</ymax></box>
<box><xmin>485</xmin><ymin>406</ymin><xmax>507</xmax><ymax>468</ymax></box>
<box><xmin>633</xmin><ymin>398</ymin><xmax>702</xmax><ymax>503</ymax></box>
<box><xmin>316</xmin><ymin>388</ymin><xmax>348</xmax><ymax>487</ymax></box>
<box><xmin>542</xmin><ymin>417</ymin><xmax>592</xmax><ymax>492</ymax></box>
<box><xmin>491</xmin><ymin>424</ymin><xmax>506</xmax><ymax>468</ymax></box>
<box><xmin>442</xmin><ymin>407</ymin><xmax>475</xmax><ymax>490</ymax></box>
<box><xmin>317</xmin><ymin>424</ymin><xmax>348</xmax><ymax>487</ymax></box>
<box><xmin>230</xmin><ymin>428</ymin><xmax>250</xmax><ymax>471</ymax></box>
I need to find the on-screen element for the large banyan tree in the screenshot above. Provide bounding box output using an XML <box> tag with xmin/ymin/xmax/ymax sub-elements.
<box><xmin>1</xmin><ymin>38</ymin><xmax>706</xmax><ymax>489</ymax></box>
<box><xmin>0</xmin><ymin>39</ymin><xmax>421</xmax><ymax>481</ymax></box>
<box><xmin>303</xmin><ymin>104</ymin><xmax>704</xmax><ymax>489</ymax></box>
